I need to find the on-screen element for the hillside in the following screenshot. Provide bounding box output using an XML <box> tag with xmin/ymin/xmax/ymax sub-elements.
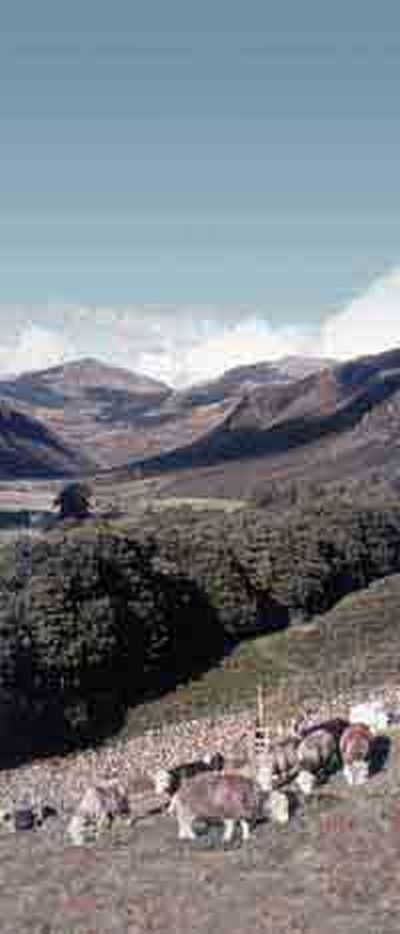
<box><xmin>2</xmin><ymin>575</ymin><xmax>400</xmax><ymax>933</ymax></box>
<box><xmin>0</xmin><ymin>355</ymin><xmax>329</xmax><ymax>472</ymax></box>
<box><xmin>0</xmin><ymin>358</ymin><xmax>171</xmax><ymax>469</ymax></box>
<box><xmin>170</xmin><ymin>355</ymin><xmax>331</xmax><ymax>409</ymax></box>
<box><xmin>0</xmin><ymin>399</ymin><xmax>93</xmax><ymax>479</ymax></box>
<box><xmin>119</xmin><ymin>347</ymin><xmax>400</xmax><ymax>498</ymax></box>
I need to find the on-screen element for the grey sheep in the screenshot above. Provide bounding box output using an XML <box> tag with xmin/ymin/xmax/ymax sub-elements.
<box><xmin>297</xmin><ymin>727</ymin><xmax>338</xmax><ymax>775</ymax></box>
<box><xmin>154</xmin><ymin>752</ymin><xmax>224</xmax><ymax>796</ymax></box>
<box><xmin>168</xmin><ymin>771</ymin><xmax>273</xmax><ymax>843</ymax></box>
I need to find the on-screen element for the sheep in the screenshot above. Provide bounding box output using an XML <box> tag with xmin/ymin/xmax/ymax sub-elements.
<box><xmin>297</xmin><ymin>727</ymin><xmax>339</xmax><ymax>777</ymax></box>
<box><xmin>254</xmin><ymin>736</ymin><xmax>300</xmax><ymax>792</ymax></box>
<box><xmin>339</xmin><ymin>723</ymin><xmax>373</xmax><ymax>785</ymax></box>
<box><xmin>65</xmin><ymin>782</ymin><xmax>130</xmax><ymax>845</ymax></box>
<box><xmin>154</xmin><ymin>752</ymin><xmax>225</xmax><ymax>796</ymax></box>
<box><xmin>294</xmin><ymin>716</ymin><xmax>349</xmax><ymax>745</ymax></box>
<box><xmin>168</xmin><ymin>770</ymin><xmax>286</xmax><ymax>843</ymax></box>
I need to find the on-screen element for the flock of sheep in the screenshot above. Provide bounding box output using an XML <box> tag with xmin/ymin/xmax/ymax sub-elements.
<box><xmin>151</xmin><ymin>695</ymin><xmax>390</xmax><ymax>844</ymax></box>
<box><xmin>65</xmin><ymin>695</ymin><xmax>391</xmax><ymax>846</ymax></box>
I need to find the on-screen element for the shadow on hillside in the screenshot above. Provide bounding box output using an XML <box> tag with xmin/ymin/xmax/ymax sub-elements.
<box><xmin>131</xmin><ymin>371</ymin><xmax>400</xmax><ymax>476</ymax></box>
<box><xmin>0</xmin><ymin>573</ymin><xmax>233</xmax><ymax>771</ymax></box>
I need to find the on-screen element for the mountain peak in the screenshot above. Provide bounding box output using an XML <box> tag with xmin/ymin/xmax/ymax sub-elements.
<box><xmin>22</xmin><ymin>357</ymin><xmax>171</xmax><ymax>394</ymax></box>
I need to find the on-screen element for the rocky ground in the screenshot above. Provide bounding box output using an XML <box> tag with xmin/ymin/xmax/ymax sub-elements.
<box><xmin>0</xmin><ymin>685</ymin><xmax>400</xmax><ymax>932</ymax></box>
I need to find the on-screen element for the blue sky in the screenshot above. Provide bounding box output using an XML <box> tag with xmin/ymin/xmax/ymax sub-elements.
<box><xmin>1</xmin><ymin>1</ymin><xmax>400</xmax><ymax>384</ymax></box>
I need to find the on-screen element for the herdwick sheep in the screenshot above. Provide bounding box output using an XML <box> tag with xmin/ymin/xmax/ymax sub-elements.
<box><xmin>154</xmin><ymin>752</ymin><xmax>225</xmax><ymax>796</ymax></box>
<box><xmin>66</xmin><ymin>782</ymin><xmax>130</xmax><ymax>845</ymax></box>
<box><xmin>297</xmin><ymin>727</ymin><xmax>339</xmax><ymax>776</ymax></box>
<box><xmin>168</xmin><ymin>770</ymin><xmax>286</xmax><ymax>843</ymax></box>
<box><xmin>256</xmin><ymin>737</ymin><xmax>300</xmax><ymax>791</ymax></box>
<box><xmin>339</xmin><ymin>723</ymin><xmax>373</xmax><ymax>785</ymax></box>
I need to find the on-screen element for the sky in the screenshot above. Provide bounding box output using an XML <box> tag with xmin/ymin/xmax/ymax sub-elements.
<box><xmin>1</xmin><ymin>1</ymin><xmax>400</xmax><ymax>386</ymax></box>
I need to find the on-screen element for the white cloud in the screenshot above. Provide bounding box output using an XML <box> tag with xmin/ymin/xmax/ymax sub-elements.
<box><xmin>319</xmin><ymin>267</ymin><xmax>400</xmax><ymax>359</ymax></box>
<box><xmin>1</xmin><ymin>266</ymin><xmax>400</xmax><ymax>386</ymax></box>
<box><xmin>182</xmin><ymin>319</ymin><xmax>316</xmax><ymax>385</ymax></box>
<box><xmin>0</xmin><ymin>324</ymin><xmax>77</xmax><ymax>376</ymax></box>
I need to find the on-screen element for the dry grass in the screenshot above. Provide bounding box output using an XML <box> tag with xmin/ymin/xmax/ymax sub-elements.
<box><xmin>1</xmin><ymin>726</ymin><xmax>400</xmax><ymax>933</ymax></box>
<box><xmin>1</xmin><ymin>576</ymin><xmax>400</xmax><ymax>930</ymax></box>
<box><xmin>119</xmin><ymin>573</ymin><xmax>400</xmax><ymax>738</ymax></box>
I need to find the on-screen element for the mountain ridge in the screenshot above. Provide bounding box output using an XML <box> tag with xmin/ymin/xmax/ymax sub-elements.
<box><xmin>111</xmin><ymin>346</ymin><xmax>400</xmax><ymax>495</ymax></box>
<box><xmin>0</xmin><ymin>354</ymin><xmax>330</xmax><ymax>471</ymax></box>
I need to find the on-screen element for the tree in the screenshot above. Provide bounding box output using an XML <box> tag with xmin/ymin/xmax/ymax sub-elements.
<box><xmin>54</xmin><ymin>482</ymin><xmax>93</xmax><ymax>521</ymax></box>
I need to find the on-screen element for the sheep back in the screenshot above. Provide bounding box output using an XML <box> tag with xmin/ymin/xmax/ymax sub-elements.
<box><xmin>173</xmin><ymin>773</ymin><xmax>264</xmax><ymax>820</ymax></box>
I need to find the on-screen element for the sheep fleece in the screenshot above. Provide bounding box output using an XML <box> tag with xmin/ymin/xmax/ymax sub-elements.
<box><xmin>171</xmin><ymin>774</ymin><xmax>264</xmax><ymax>819</ymax></box>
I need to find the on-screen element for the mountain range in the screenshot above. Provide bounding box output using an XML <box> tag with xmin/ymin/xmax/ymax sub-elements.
<box><xmin>0</xmin><ymin>354</ymin><xmax>327</xmax><ymax>476</ymax></box>
<box><xmin>1</xmin><ymin>349</ymin><xmax>400</xmax><ymax>493</ymax></box>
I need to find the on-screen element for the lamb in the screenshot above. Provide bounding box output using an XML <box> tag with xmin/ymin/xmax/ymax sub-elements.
<box><xmin>168</xmin><ymin>771</ymin><xmax>287</xmax><ymax>843</ymax></box>
<box><xmin>339</xmin><ymin>723</ymin><xmax>373</xmax><ymax>785</ymax></box>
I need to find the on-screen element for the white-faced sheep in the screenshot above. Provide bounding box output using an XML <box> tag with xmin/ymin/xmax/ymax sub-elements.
<box><xmin>339</xmin><ymin>723</ymin><xmax>373</xmax><ymax>785</ymax></box>
<box><xmin>66</xmin><ymin>782</ymin><xmax>130</xmax><ymax>845</ymax></box>
<box><xmin>168</xmin><ymin>770</ymin><xmax>288</xmax><ymax>843</ymax></box>
<box><xmin>255</xmin><ymin>736</ymin><xmax>300</xmax><ymax>791</ymax></box>
<box><xmin>297</xmin><ymin>727</ymin><xmax>339</xmax><ymax>776</ymax></box>
<box><xmin>154</xmin><ymin>752</ymin><xmax>225</xmax><ymax>796</ymax></box>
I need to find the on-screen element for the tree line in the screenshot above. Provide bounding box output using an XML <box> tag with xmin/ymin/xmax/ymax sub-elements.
<box><xmin>1</xmin><ymin>494</ymin><xmax>400</xmax><ymax>758</ymax></box>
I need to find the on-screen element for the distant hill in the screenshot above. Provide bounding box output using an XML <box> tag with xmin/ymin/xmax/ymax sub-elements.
<box><xmin>0</xmin><ymin>355</ymin><xmax>329</xmax><ymax>470</ymax></box>
<box><xmin>115</xmin><ymin>347</ymin><xmax>400</xmax><ymax>498</ymax></box>
<box><xmin>169</xmin><ymin>355</ymin><xmax>331</xmax><ymax>409</ymax></box>
<box><xmin>0</xmin><ymin>358</ymin><xmax>171</xmax><ymax>469</ymax></box>
<box><xmin>0</xmin><ymin>398</ymin><xmax>93</xmax><ymax>479</ymax></box>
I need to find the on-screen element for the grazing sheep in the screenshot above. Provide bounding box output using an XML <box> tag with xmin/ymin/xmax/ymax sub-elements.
<box><xmin>297</xmin><ymin>727</ymin><xmax>338</xmax><ymax>776</ymax></box>
<box><xmin>154</xmin><ymin>752</ymin><xmax>225</xmax><ymax>796</ymax></box>
<box><xmin>294</xmin><ymin>716</ymin><xmax>348</xmax><ymax>744</ymax></box>
<box><xmin>168</xmin><ymin>771</ymin><xmax>271</xmax><ymax>843</ymax></box>
<box><xmin>257</xmin><ymin>737</ymin><xmax>300</xmax><ymax>791</ymax></box>
<box><xmin>339</xmin><ymin>723</ymin><xmax>373</xmax><ymax>785</ymax></box>
<box><xmin>66</xmin><ymin>782</ymin><xmax>130</xmax><ymax>845</ymax></box>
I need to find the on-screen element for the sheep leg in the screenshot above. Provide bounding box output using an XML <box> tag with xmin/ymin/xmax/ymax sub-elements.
<box><xmin>175</xmin><ymin>801</ymin><xmax>197</xmax><ymax>840</ymax></box>
<box><xmin>222</xmin><ymin>819</ymin><xmax>236</xmax><ymax>843</ymax></box>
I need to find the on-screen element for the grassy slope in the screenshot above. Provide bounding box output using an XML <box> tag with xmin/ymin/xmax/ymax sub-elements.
<box><xmin>121</xmin><ymin>573</ymin><xmax>400</xmax><ymax>736</ymax></box>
